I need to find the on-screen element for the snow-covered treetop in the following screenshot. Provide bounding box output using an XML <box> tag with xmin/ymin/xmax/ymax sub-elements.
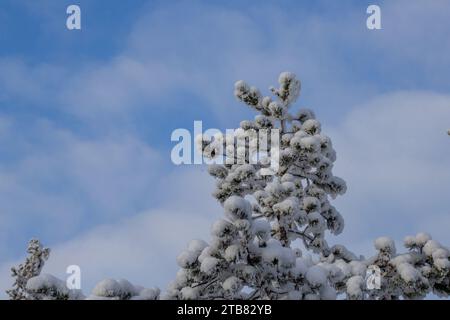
<box><xmin>7</xmin><ymin>239</ymin><xmax>50</xmax><ymax>300</ymax></box>
<box><xmin>7</xmin><ymin>241</ymin><xmax>159</xmax><ymax>300</ymax></box>
<box><xmin>164</xmin><ymin>72</ymin><xmax>350</xmax><ymax>300</ymax></box>
<box><xmin>165</xmin><ymin>72</ymin><xmax>449</xmax><ymax>300</ymax></box>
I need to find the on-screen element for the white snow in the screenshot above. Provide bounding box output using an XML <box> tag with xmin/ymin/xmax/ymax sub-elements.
<box><xmin>119</xmin><ymin>279</ymin><xmax>139</xmax><ymax>296</ymax></box>
<box><xmin>176</xmin><ymin>250</ymin><xmax>198</xmax><ymax>268</ymax></box>
<box><xmin>307</xmin><ymin>212</ymin><xmax>326</xmax><ymax>233</ymax></box>
<box><xmin>188</xmin><ymin>239</ymin><xmax>208</xmax><ymax>255</ymax></box>
<box><xmin>222</xmin><ymin>276</ymin><xmax>242</xmax><ymax>292</ymax></box>
<box><xmin>390</xmin><ymin>254</ymin><xmax>412</xmax><ymax>268</ymax></box>
<box><xmin>224</xmin><ymin>196</ymin><xmax>252</xmax><ymax>221</ymax></box>
<box><xmin>131</xmin><ymin>287</ymin><xmax>160</xmax><ymax>300</ymax></box>
<box><xmin>299</xmin><ymin>136</ymin><xmax>320</xmax><ymax>152</ymax></box>
<box><xmin>334</xmin><ymin>259</ymin><xmax>352</xmax><ymax>278</ymax></box>
<box><xmin>260</xmin><ymin>240</ymin><xmax>295</xmax><ymax>267</ymax></box>
<box><xmin>208</xmin><ymin>164</ymin><xmax>228</xmax><ymax>179</ymax></box>
<box><xmin>292</xmin><ymin>258</ymin><xmax>308</xmax><ymax>277</ymax></box>
<box><xmin>92</xmin><ymin>279</ymin><xmax>122</xmax><ymax>298</ymax></box>
<box><xmin>404</xmin><ymin>236</ymin><xmax>416</xmax><ymax>248</ymax></box>
<box><xmin>434</xmin><ymin>258</ymin><xmax>450</xmax><ymax>270</ymax></box>
<box><xmin>264</xmin><ymin>181</ymin><xmax>284</xmax><ymax>198</ymax></box>
<box><xmin>175</xmin><ymin>269</ymin><xmax>188</xmax><ymax>287</ymax></box>
<box><xmin>423</xmin><ymin>240</ymin><xmax>441</xmax><ymax>256</ymax></box>
<box><xmin>305</xmin><ymin>265</ymin><xmax>327</xmax><ymax>287</ymax></box>
<box><xmin>320</xmin><ymin>284</ymin><xmax>337</xmax><ymax>300</ymax></box>
<box><xmin>198</xmin><ymin>246</ymin><xmax>213</xmax><ymax>263</ymax></box>
<box><xmin>432</xmin><ymin>248</ymin><xmax>449</xmax><ymax>260</ymax></box>
<box><xmin>252</xmin><ymin>219</ymin><xmax>270</xmax><ymax>238</ymax></box>
<box><xmin>287</xmin><ymin>290</ymin><xmax>302</xmax><ymax>300</ymax></box>
<box><xmin>270</xmin><ymin>102</ymin><xmax>287</xmax><ymax>118</ymax></box>
<box><xmin>302</xmin><ymin>196</ymin><xmax>320</xmax><ymax>213</ymax></box>
<box><xmin>304</xmin><ymin>293</ymin><xmax>320</xmax><ymax>300</ymax></box>
<box><xmin>415</xmin><ymin>232</ymin><xmax>431</xmax><ymax>246</ymax></box>
<box><xmin>302</xmin><ymin>119</ymin><xmax>321</xmax><ymax>135</ymax></box>
<box><xmin>26</xmin><ymin>274</ymin><xmax>67</xmax><ymax>295</ymax></box>
<box><xmin>273</xmin><ymin>198</ymin><xmax>298</xmax><ymax>216</ymax></box>
<box><xmin>200</xmin><ymin>257</ymin><xmax>219</xmax><ymax>274</ymax></box>
<box><xmin>277</xmin><ymin>71</ymin><xmax>301</xmax><ymax>106</ymax></box>
<box><xmin>211</xmin><ymin>219</ymin><xmax>234</xmax><ymax>238</ymax></box>
<box><xmin>296</xmin><ymin>109</ymin><xmax>316</xmax><ymax>122</ymax></box>
<box><xmin>180</xmin><ymin>286</ymin><xmax>199</xmax><ymax>300</ymax></box>
<box><xmin>278</xmin><ymin>71</ymin><xmax>295</xmax><ymax>84</ymax></box>
<box><xmin>397</xmin><ymin>263</ymin><xmax>420</xmax><ymax>283</ymax></box>
<box><xmin>374</xmin><ymin>237</ymin><xmax>396</xmax><ymax>253</ymax></box>
<box><xmin>346</xmin><ymin>276</ymin><xmax>364</xmax><ymax>299</ymax></box>
<box><xmin>224</xmin><ymin>244</ymin><xmax>241</xmax><ymax>262</ymax></box>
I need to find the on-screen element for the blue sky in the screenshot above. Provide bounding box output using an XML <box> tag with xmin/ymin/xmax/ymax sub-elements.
<box><xmin>0</xmin><ymin>0</ymin><xmax>449</xmax><ymax>296</ymax></box>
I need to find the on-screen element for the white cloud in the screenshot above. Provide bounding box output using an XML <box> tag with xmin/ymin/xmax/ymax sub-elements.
<box><xmin>0</xmin><ymin>58</ymin><xmax>66</xmax><ymax>105</ymax></box>
<box><xmin>0</xmin><ymin>208</ymin><xmax>215</xmax><ymax>298</ymax></box>
<box><xmin>3</xmin><ymin>1</ymin><xmax>450</xmax><ymax>128</ymax></box>
<box><xmin>329</xmin><ymin>91</ymin><xmax>450</xmax><ymax>255</ymax></box>
<box><xmin>0</xmin><ymin>119</ymin><xmax>163</xmax><ymax>258</ymax></box>
<box><xmin>0</xmin><ymin>2</ymin><xmax>383</xmax><ymax>125</ymax></box>
<box><xmin>0</xmin><ymin>165</ymin><xmax>222</xmax><ymax>298</ymax></box>
<box><xmin>378</xmin><ymin>1</ymin><xmax>450</xmax><ymax>67</ymax></box>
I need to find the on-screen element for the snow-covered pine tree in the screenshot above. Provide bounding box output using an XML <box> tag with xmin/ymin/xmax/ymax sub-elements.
<box><xmin>6</xmin><ymin>240</ymin><xmax>159</xmax><ymax>300</ymax></box>
<box><xmin>8</xmin><ymin>72</ymin><xmax>450</xmax><ymax>300</ymax></box>
<box><xmin>7</xmin><ymin>239</ymin><xmax>47</xmax><ymax>299</ymax></box>
<box><xmin>7</xmin><ymin>239</ymin><xmax>85</xmax><ymax>300</ymax></box>
<box><xmin>163</xmin><ymin>72</ymin><xmax>349</xmax><ymax>300</ymax></box>
<box><xmin>163</xmin><ymin>72</ymin><xmax>450</xmax><ymax>300</ymax></box>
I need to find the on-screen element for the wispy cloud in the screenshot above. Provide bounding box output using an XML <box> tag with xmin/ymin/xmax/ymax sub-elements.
<box><xmin>330</xmin><ymin>91</ymin><xmax>450</xmax><ymax>255</ymax></box>
<box><xmin>0</xmin><ymin>118</ymin><xmax>163</xmax><ymax>258</ymax></box>
<box><xmin>0</xmin><ymin>0</ymin><xmax>449</xmax><ymax>299</ymax></box>
<box><xmin>0</xmin><ymin>166</ymin><xmax>220</xmax><ymax>298</ymax></box>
